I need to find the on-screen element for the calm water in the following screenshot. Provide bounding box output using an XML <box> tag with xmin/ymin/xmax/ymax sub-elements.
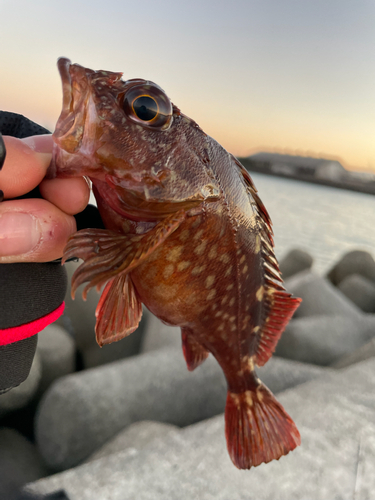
<box><xmin>251</xmin><ymin>173</ymin><xmax>375</xmax><ymax>274</ymax></box>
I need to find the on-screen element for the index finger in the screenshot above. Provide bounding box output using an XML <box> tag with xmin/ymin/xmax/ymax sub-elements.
<box><xmin>0</xmin><ymin>135</ymin><xmax>53</xmax><ymax>199</ymax></box>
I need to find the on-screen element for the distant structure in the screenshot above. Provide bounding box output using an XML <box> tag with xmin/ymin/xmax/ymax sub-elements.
<box><xmin>238</xmin><ymin>152</ymin><xmax>375</xmax><ymax>195</ymax></box>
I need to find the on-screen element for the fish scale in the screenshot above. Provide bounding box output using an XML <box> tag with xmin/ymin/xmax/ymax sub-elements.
<box><xmin>53</xmin><ymin>57</ymin><xmax>301</xmax><ymax>470</ymax></box>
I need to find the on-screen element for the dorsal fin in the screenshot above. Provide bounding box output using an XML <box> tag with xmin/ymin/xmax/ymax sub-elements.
<box><xmin>232</xmin><ymin>155</ymin><xmax>301</xmax><ymax>365</ymax></box>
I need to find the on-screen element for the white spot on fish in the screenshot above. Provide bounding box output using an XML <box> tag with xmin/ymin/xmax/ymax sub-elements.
<box><xmin>229</xmin><ymin>297</ymin><xmax>235</xmax><ymax>306</ymax></box>
<box><xmin>208</xmin><ymin>245</ymin><xmax>218</xmax><ymax>259</ymax></box>
<box><xmin>163</xmin><ymin>264</ymin><xmax>174</xmax><ymax>280</ymax></box>
<box><xmin>220</xmin><ymin>254</ymin><xmax>230</xmax><ymax>264</ymax></box>
<box><xmin>221</xmin><ymin>296</ymin><xmax>228</xmax><ymax>305</ymax></box>
<box><xmin>240</xmin><ymin>255</ymin><xmax>246</xmax><ymax>264</ymax></box>
<box><xmin>255</xmin><ymin>235</ymin><xmax>261</xmax><ymax>254</ymax></box>
<box><xmin>205</xmin><ymin>275</ymin><xmax>215</xmax><ymax>288</ymax></box>
<box><xmin>167</xmin><ymin>246</ymin><xmax>183</xmax><ymax>262</ymax></box>
<box><xmin>256</xmin><ymin>286</ymin><xmax>265</xmax><ymax>301</ymax></box>
<box><xmin>179</xmin><ymin>229</ymin><xmax>190</xmax><ymax>242</ymax></box>
<box><xmin>191</xmin><ymin>265</ymin><xmax>206</xmax><ymax>276</ymax></box>
<box><xmin>207</xmin><ymin>289</ymin><xmax>216</xmax><ymax>300</ymax></box>
<box><xmin>194</xmin><ymin>229</ymin><xmax>205</xmax><ymax>240</ymax></box>
<box><xmin>242</xmin><ymin>264</ymin><xmax>248</xmax><ymax>274</ymax></box>
<box><xmin>227</xmin><ymin>284</ymin><xmax>234</xmax><ymax>291</ymax></box>
<box><xmin>177</xmin><ymin>261</ymin><xmax>191</xmax><ymax>272</ymax></box>
<box><xmin>194</xmin><ymin>240</ymin><xmax>208</xmax><ymax>256</ymax></box>
<box><xmin>224</xmin><ymin>266</ymin><xmax>233</xmax><ymax>277</ymax></box>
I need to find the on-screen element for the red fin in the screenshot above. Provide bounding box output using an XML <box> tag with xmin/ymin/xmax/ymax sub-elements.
<box><xmin>225</xmin><ymin>383</ymin><xmax>301</xmax><ymax>469</ymax></box>
<box><xmin>181</xmin><ymin>328</ymin><xmax>209</xmax><ymax>371</ymax></box>
<box><xmin>62</xmin><ymin>209</ymin><xmax>187</xmax><ymax>299</ymax></box>
<box><xmin>95</xmin><ymin>273</ymin><xmax>142</xmax><ymax>347</ymax></box>
<box><xmin>255</xmin><ymin>291</ymin><xmax>302</xmax><ymax>367</ymax></box>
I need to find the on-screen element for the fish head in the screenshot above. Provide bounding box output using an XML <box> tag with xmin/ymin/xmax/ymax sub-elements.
<box><xmin>52</xmin><ymin>58</ymin><xmax>220</xmax><ymax>221</ymax></box>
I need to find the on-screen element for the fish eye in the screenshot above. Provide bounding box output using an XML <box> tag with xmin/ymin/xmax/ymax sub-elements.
<box><xmin>122</xmin><ymin>83</ymin><xmax>173</xmax><ymax>130</ymax></box>
<box><xmin>132</xmin><ymin>95</ymin><xmax>158</xmax><ymax>122</ymax></box>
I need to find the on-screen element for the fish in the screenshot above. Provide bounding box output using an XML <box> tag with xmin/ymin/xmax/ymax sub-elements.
<box><xmin>52</xmin><ymin>57</ymin><xmax>302</xmax><ymax>470</ymax></box>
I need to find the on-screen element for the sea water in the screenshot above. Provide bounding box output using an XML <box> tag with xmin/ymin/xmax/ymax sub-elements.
<box><xmin>251</xmin><ymin>173</ymin><xmax>375</xmax><ymax>274</ymax></box>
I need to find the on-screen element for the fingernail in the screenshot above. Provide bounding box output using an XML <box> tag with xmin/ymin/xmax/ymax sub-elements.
<box><xmin>21</xmin><ymin>134</ymin><xmax>53</xmax><ymax>154</ymax></box>
<box><xmin>0</xmin><ymin>134</ymin><xmax>6</xmax><ymax>170</ymax></box>
<box><xmin>0</xmin><ymin>212</ymin><xmax>41</xmax><ymax>256</ymax></box>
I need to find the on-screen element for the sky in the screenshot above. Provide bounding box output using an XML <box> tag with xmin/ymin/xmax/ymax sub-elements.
<box><xmin>0</xmin><ymin>0</ymin><xmax>374</xmax><ymax>172</ymax></box>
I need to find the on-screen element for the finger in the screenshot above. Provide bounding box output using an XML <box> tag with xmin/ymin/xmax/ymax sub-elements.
<box><xmin>0</xmin><ymin>136</ymin><xmax>52</xmax><ymax>199</ymax></box>
<box><xmin>0</xmin><ymin>198</ymin><xmax>76</xmax><ymax>263</ymax></box>
<box><xmin>39</xmin><ymin>177</ymin><xmax>90</xmax><ymax>215</ymax></box>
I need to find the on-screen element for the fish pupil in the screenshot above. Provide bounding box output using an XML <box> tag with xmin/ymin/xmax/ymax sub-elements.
<box><xmin>133</xmin><ymin>96</ymin><xmax>158</xmax><ymax>121</ymax></box>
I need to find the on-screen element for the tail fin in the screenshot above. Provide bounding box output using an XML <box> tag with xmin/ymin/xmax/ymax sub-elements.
<box><xmin>225</xmin><ymin>383</ymin><xmax>300</xmax><ymax>469</ymax></box>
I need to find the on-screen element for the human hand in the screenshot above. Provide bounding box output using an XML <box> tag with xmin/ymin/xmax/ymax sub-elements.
<box><xmin>0</xmin><ymin>134</ymin><xmax>90</xmax><ymax>263</ymax></box>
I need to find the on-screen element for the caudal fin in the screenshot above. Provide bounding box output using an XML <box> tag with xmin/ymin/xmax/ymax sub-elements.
<box><xmin>225</xmin><ymin>383</ymin><xmax>300</xmax><ymax>469</ymax></box>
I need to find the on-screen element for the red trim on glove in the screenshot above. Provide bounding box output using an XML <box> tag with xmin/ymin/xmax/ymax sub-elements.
<box><xmin>0</xmin><ymin>302</ymin><xmax>65</xmax><ymax>346</ymax></box>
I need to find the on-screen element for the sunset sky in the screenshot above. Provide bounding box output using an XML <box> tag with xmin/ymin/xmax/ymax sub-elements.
<box><xmin>1</xmin><ymin>0</ymin><xmax>374</xmax><ymax>171</ymax></box>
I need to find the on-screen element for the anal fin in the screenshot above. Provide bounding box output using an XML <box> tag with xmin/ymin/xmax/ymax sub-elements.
<box><xmin>95</xmin><ymin>273</ymin><xmax>142</xmax><ymax>347</ymax></box>
<box><xmin>225</xmin><ymin>382</ymin><xmax>300</xmax><ymax>469</ymax></box>
<box><xmin>181</xmin><ymin>328</ymin><xmax>209</xmax><ymax>371</ymax></box>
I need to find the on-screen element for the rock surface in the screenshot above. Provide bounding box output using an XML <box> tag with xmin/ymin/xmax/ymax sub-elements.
<box><xmin>36</xmin><ymin>325</ymin><xmax>76</xmax><ymax>396</ymax></box>
<box><xmin>275</xmin><ymin>315</ymin><xmax>373</xmax><ymax>365</ymax></box>
<box><xmin>0</xmin><ymin>353</ymin><xmax>41</xmax><ymax>417</ymax></box>
<box><xmin>0</xmin><ymin>427</ymin><xmax>48</xmax><ymax>500</ymax></box>
<box><xmin>285</xmin><ymin>270</ymin><xmax>362</xmax><ymax>318</ymax></box>
<box><xmin>85</xmin><ymin>421</ymin><xmax>180</xmax><ymax>463</ymax></box>
<box><xmin>337</xmin><ymin>273</ymin><xmax>375</xmax><ymax>313</ymax></box>
<box><xmin>332</xmin><ymin>337</ymin><xmax>375</xmax><ymax>368</ymax></box>
<box><xmin>23</xmin><ymin>359</ymin><xmax>375</xmax><ymax>500</ymax></box>
<box><xmin>140</xmin><ymin>313</ymin><xmax>181</xmax><ymax>353</ymax></box>
<box><xmin>327</xmin><ymin>250</ymin><xmax>375</xmax><ymax>286</ymax></box>
<box><xmin>279</xmin><ymin>248</ymin><xmax>313</xmax><ymax>279</ymax></box>
<box><xmin>35</xmin><ymin>346</ymin><xmax>227</xmax><ymax>471</ymax></box>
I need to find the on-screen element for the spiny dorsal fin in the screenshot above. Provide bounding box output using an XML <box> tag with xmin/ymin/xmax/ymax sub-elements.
<box><xmin>232</xmin><ymin>155</ymin><xmax>301</xmax><ymax>365</ymax></box>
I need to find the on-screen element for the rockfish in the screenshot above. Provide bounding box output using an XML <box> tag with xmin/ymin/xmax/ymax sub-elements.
<box><xmin>52</xmin><ymin>58</ymin><xmax>302</xmax><ymax>469</ymax></box>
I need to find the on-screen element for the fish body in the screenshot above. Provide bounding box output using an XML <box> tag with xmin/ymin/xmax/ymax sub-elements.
<box><xmin>53</xmin><ymin>58</ymin><xmax>301</xmax><ymax>469</ymax></box>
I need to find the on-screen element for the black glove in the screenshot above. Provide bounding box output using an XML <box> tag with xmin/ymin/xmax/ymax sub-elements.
<box><xmin>0</xmin><ymin>111</ymin><xmax>102</xmax><ymax>393</ymax></box>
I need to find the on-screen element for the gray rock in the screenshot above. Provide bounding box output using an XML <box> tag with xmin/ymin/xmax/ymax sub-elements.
<box><xmin>35</xmin><ymin>346</ymin><xmax>227</xmax><ymax>471</ymax></box>
<box><xmin>257</xmin><ymin>356</ymin><xmax>330</xmax><ymax>393</ymax></box>
<box><xmin>23</xmin><ymin>359</ymin><xmax>375</xmax><ymax>500</ymax></box>
<box><xmin>279</xmin><ymin>249</ymin><xmax>313</xmax><ymax>279</ymax></box>
<box><xmin>0</xmin><ymin>352</ymin><xmax>41</xmax><ymax>417</ymax></box>
<box><xmin>36</xmin><ymin>325</ymin><xmax>76</xmax><ymax>396</ymax></box>
<box><xmin>337</xmin><ymin>273</ymin><xmax>375</xmax><ymax>313</ymax></box>
<box><xmin>285</xmin><ymin>270</ymin><xmax>362</xmax><ymax>318</ymax></box>
<box><xmin>35</xmin><ymin>340</ymin><xmax>328</xmax><ymax>472</ymax></box>
<box><xmin>58</xmin><ymin>260</ymin><xmax>147</xmax><ymax>369</ymax></box>
<box><xmin>0</xmin><ymin>427</ymin><xmax>48</xmax><ymax>500</ymax></box>
<box><xmin>332</xmin><ymin>337</ymin><xmax>375</xmax><ymax>368</ymax></box>
<box><xmin>275</xmin><ymin>315</ymin><xmax>372</xmax><ymax>365</ymax></box>
<box><xmin>140</xmin><ymin>313</ymin><xmax>181</xmax><ymax>353</ymax></box>
<box><xmin>85</xmin><ymin>421</ymin><xmax>180</xmax><ymax>463</ymax></box>
<box><xmin>327</xmin><ymin>249</ymin><xmax>375</xmax><ymax>286</ymax></box>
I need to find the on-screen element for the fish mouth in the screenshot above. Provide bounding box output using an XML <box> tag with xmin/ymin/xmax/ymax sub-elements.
<box><xmin>53</xmin><ymin>57</ymin><xmax>92</xmax><ymax>152</ymax></box>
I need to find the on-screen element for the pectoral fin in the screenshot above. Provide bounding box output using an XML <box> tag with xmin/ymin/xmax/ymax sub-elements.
<box><xmin>62</xmin><ymin>209</ymin><xmax>187</xmax><ymax>298</ymax></box>
<box><xmin>95</xmin><ymin>273</ymin><xmax>142</xmax><ymax>347</ymax></box>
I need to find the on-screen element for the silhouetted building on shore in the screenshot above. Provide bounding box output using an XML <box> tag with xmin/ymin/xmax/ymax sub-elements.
<box><xmin>238</xmin><ymin>152</ymin><xmax>375</xmax><ymax>195</ymax></box>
